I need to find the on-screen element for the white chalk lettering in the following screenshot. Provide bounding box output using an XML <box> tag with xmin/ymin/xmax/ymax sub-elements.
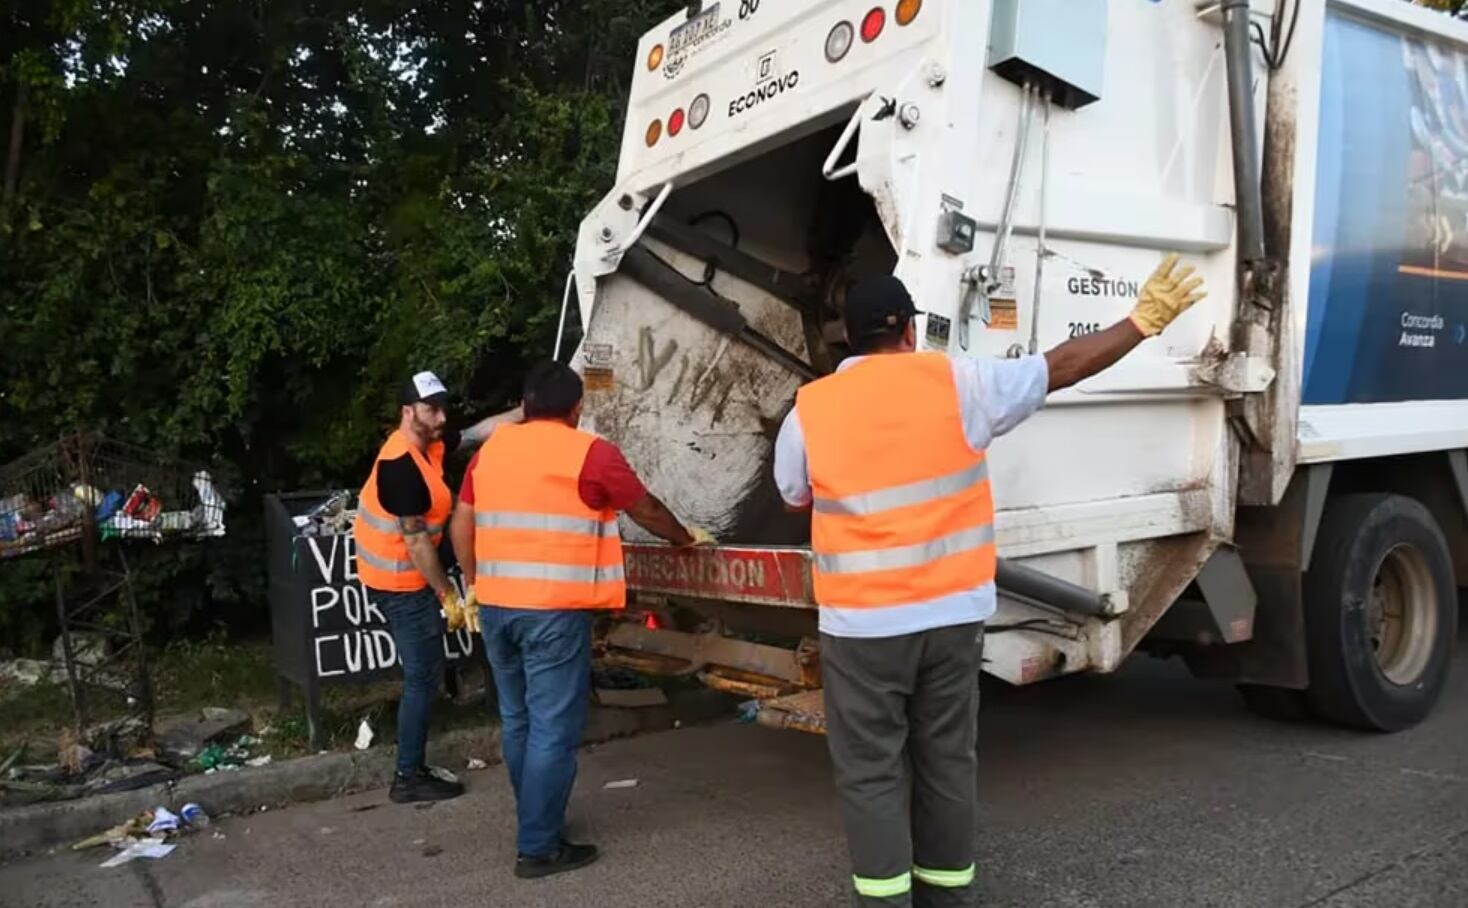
<box><xmin>363</xmin><ymin>586</ymin><xmax>386</xmax><ymax>624</ymax></box>
<box><xmin>307</xmin><ymin>535</ymin><xmax>338</xmax><ymax>583</ymax></box>
<box><xmin>314</xmin><ymin>634</ymin><xmax>346</xmax><ymax>678</ymax></box>
<box><xmin>373</xmin><ymin>629</ymin><xmax>397</xmax><ymax>668</ymax></box>
<box><xmin>342</xmin><ymin>583</ymin><xmax>365</xmax><ymax>626</ymax></box>
<box><xmin>310</xmin><ymin>586</ymin><xmax>340</xmax><ymax>630</ymax></box>
<box><xmin>343</xmin><ymin>535</ymin><xmax>359</xmax><ymax>581</ymax></box>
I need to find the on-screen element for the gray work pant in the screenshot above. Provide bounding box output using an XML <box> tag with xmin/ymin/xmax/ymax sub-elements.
<box><xmin>823</xmin><ymin>622</ymin><xmax>985</xmax><ymax>908</ymax></box>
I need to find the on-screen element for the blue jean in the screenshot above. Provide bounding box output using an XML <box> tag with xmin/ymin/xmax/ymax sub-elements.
<box><xmin>378</xmin><ymin>587</ymin><xmax>446</xmax><ymax>777</ymax></box>
<box><xmin>479</xmin><ymin>606</ymin><xmax>593</xmax><ymax>858</ymax></box>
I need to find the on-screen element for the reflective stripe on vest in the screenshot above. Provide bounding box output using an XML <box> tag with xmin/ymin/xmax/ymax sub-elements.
<box><xmin>471</xmin><ymin>421</ymin><xmax>627</xmax><ymax>610</ymax></box>
<box><xmin>813</xmin><ymin>460</ymin><xmax>989</xmax><ymax>516</ymax></box>
<box><xmin>352</xmin><ymin>430</ymin><xmax>453</xmax><ymax>593</ymax></box>
<box><xmin>474</xmin><ymin>511</ymin><xmax>619</xmax><ymax>537</ymax></box>
<box><xmin>475</xmin><ymin>561</ymin><xmax>626</xmax><ymax>584</ymax></box>
<box><xmin>357</xmin><ymin>507</ymin><xmax>445</xmax><ymax>539</ymax></box>
<box><xmin>813</xmin><ymin>523</ymin><xmax>995</xmax><ymax>575</ymax></box>
<box><xmin>796</xmin><ymin>352</ymin><xmax>997</xmax><ymax>614</ymax></box>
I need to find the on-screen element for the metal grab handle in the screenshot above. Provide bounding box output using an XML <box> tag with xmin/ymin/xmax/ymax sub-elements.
<box><xmin>609</xmin><ymin>182</ymin><xmax>675</xmax><ymax>258</ymax></box>
<box><xmin>553</xmin><ymin>268</ymin><xmax>576</xmax><ymax>362</ymax></box>
<box><xmin>822</xmin><ymin>105</ymin><xmax>865</xmax><ymax>181</ymax></box>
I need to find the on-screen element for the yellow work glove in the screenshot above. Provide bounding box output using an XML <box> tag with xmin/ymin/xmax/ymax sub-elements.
<box><xmin>683</xmin><ymin>526</ymin><xmax>716</xmax><ymax>548</ymax></box>
<box><xmin>440</xmin><ymin>589</ymin><xmax>466</xmax><ymax>634</ymax></box>
<box><xmin>462</xmin><ymin>589</ymin><xmax>481</xmax><ymax>635</ymax></box>
<box><xmin>1128</xmin><ymin>254</ymin><xmax>1207</xmax><ymax>337</ymax></box>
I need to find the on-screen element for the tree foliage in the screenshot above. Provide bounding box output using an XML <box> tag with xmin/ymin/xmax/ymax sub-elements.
<box><xmin>0</xmin><ymin>0</ymin><xmax>675</xmax><ymax>648</ymax></box>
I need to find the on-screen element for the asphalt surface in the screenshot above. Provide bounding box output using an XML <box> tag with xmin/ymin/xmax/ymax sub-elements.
<box><xmin>4</xmin><ymin>610</ymin><xmax>1465</xmax><ymax>908</ymax></box>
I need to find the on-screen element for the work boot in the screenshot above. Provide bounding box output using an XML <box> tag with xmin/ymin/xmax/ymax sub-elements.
<box><xmin>389</xmin><ymin>767</ymin><xmax>464</xmax><ymax>803</ymax></box>
<box><xmin>514</xmin><ymin>841</ymin><xmax>600</xmax><ymax>879</ymax></box>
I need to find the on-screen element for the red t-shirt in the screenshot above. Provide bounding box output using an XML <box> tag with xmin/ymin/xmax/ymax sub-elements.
<box><xmin>459</xmin><ymin>438</ymin><xmax>647</xmax><ymax>511</ymax></box>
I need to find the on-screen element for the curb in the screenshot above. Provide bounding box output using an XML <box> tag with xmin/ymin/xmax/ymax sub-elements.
<box><xmin>0</xmin><ymin>689</ymin><xmax>732</xmax><ymax>861</ymax></box>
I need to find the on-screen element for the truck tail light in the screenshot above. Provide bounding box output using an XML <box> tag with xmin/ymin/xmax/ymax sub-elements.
<box><xmin>826</xmin><ymin>21</ymin><xmax>855</xmax><ymax>62</ymax></box>
<box><xmin>648</xmin><ymin>44</ymin><xmax>665</xmax><ymax>71</ymax></box>
<box><xmin>896</xmin><ymin>0</ymin><xmax>922</xmax><ymax>26</ymax></box>
<box><xmin>689</xmin><ymin>93</ymin><xmax>711</xmax><ymax>129</ymax></box>
<box><xmin>860</xmin><ymin>7</ymin><xmax>886</xmax><ymax>43</ymax></box>
<box><xmin>646</xmin><ymin>118</ymin><xmax>663</xmax><ymax>147</ymax></box>
<box><xmin>669</xmin><ymin>107</ymin><xmax>686</xmax><ymax>137</ymax></box>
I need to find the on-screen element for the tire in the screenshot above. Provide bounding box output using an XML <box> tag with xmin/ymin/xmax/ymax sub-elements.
<box><xmin>1236</xmin><ymin>683</ymin><xmax>1312</xmax><ymax>722</ymax></box>
<box><xmin>1304</xmin><ymin>494</ymin><xmax>1458</xmax><ymax>732</ymax></box>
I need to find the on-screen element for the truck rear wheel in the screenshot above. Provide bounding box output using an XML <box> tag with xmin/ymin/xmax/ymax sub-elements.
<box><xmin>1304</xmin><ymin>494</ymin><xmax>1457</xmax><ymax>732</ymax></box>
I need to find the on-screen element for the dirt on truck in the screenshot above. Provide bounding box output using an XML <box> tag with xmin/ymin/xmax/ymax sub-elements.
<box><xmin>563</xmin><ymin>0</ymin><xmax>1468</xmax><ymax>733</ymax></box>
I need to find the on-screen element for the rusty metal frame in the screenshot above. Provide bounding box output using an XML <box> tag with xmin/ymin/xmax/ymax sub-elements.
<box><xmin>603</xmin><ymin>622</ymin><xmax>820</xmax><ymax>688</ymax></box>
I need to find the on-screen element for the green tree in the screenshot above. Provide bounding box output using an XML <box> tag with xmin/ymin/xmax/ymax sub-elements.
<box><xmin>0</xmin><ymin>0</ymin><xmax>676</xmax><ymax>649</ymax></box>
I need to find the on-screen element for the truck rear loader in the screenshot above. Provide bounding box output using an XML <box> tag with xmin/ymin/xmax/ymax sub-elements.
<box><xmin>566</xmin><ymin>0</ymin><xmax>1468</xmax><ymax>733</ymax></box>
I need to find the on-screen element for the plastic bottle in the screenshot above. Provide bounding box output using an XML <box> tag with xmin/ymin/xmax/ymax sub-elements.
<box><xmin>180</xmin><ymin>803</ymin><xmax>210</xmax><ymax>828</ymax></box>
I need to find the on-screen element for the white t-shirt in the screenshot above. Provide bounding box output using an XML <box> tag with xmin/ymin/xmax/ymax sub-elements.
<box><xmin>773</xmin><ymin>353</ymin><xmax>1050</xmax><ymax>637</ymax></box>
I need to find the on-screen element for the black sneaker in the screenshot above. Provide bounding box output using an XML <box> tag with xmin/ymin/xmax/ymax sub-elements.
<box><xmin>514</xmin><ymin>841</ymin><xmax>600</xmax><ymax>879</ymax></box>
<box><xmin>389</xmin><ymin>768</ymin><xmax>464</xmax><ymax>804</ymax></box>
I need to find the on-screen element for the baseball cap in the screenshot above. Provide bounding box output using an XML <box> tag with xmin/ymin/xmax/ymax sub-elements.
<box><xmin>399</xmin><ymin>371</ymin><xmax>450</xmax><ymax>408</ymax></box>
<box><xmin>844</xmin><ymin>275</ymin><xmax>921</xmax><ymax>342</ymax></box>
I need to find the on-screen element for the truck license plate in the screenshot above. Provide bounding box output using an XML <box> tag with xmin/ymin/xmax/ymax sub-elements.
<box><xmin>670</xmin><ymin>3</ymin><xmax>722</xmax><ymax>56</ymax></box>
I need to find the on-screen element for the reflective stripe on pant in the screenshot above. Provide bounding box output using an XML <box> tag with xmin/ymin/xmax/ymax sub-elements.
<box><xmin>823</xmin><ymin>622</ymin><xmax>984</xmax><ymax>908</ymax></box>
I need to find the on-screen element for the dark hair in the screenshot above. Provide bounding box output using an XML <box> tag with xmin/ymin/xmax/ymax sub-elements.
<box><xmin>523</xmin><ymin>360</ymin><xmax>584</xmax><ymax>419</ymax></box>
<box><xmin>850</xmin><ymin>317</ymin><xmax>912</xmax><ymax>355</ymax></box>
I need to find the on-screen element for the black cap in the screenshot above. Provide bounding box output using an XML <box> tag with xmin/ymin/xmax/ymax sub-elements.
<box><xmin>399</xmin><ymin>371</ymin><xmax>450</xmax><ymax>408</ymax></box>
<box><xmin>844</xmin><ymin>275</ymin><xmax>920</xmax><ymax>342</ymax></box>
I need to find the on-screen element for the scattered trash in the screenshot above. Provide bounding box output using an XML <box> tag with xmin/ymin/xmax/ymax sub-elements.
<box><xmin>603</xmin><ymin>778</ymin><xmax>639</xmax><ymax>790</ymax></box>
<box><xmin>427</xmin><ymin>765</ymin><xmax>458</xmax><ymax>784</ymax></box>
<box><xmin>100</xmin><ymin>839</ymin><xmax>175</xmax><ymax>867</ymax></box>
<box><xmin>354</xmin><ymin>718</ymin><xmax>375</xmax><ymax>751</ymax></box>
<box><xmin>351</xmin><ymin>803</ymin><xmax>381</xmax><ymax>814</ymax></box>
<box><xmin>211</xmin><ymin>831</ymin><xmax>226</xmax><ymax>840</ymax></box>
<box><xmin>0</xmin><ymin>658</ymin><xmax>57</xmax><ymax>686</ymax></box>
<box><xmin>465</xmin><ymin>758</ymin><xmax>489</xmax><ymax>771</ymax></box>
<box><xmin>52</xmin><ymin>632</ymin><xmax>110</xmax><ymax>668</ymax></box>
<box><xmin>146</xmin><ymin>806</ymin><xmax>181</xmax><ymax>836</ymax></box>
<box><xmin>191</xmin><ymin>734</ymin><xmax>266</xmax><ymax>773</ymax></box>
<box><xmin>422</xmin><ymin>844</ymin><xmax>444</xmax><ymax>858</ymax></box>
<box><xmin>595</xmin><ymin>687</ymin><xmax>669</xmax><ymax>708</ymax></box>
<box><xmin>57</xmin><ymin>740</ymin><xmax>96</xmax><ymax>776</ymax></box>
<box><xmin>412</xmin><ymin>838</ymin><xmax>427</xmax><ymax>846</ymax></box>
<box><xmin>158</xmin><ymin>708</ymin><xmax>252</xmax><ymax>765</ymax></box>
<box><xmin>320</xmin><ymin>827</ymin><xmax>336</xmax><ymax>836</ymax></box>
<box><xmin>735</xmin><ymin>700</ymin><xmax>760</xmax><ymax>724</ymax></box>
<box><xmin>180</xmin><ymin>803</ymin><xmax>209</xmax><ymax>829</ymax></box>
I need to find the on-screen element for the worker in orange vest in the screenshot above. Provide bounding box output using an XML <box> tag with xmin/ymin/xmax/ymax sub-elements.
<box><xmin>449</xmin><ymin>360</ymin><xmax>709</xmax><ymax>879</ymax></box>
<box><xmin>774</xmin><ymin>257</ymin><xmax>1205</xmax><ymax>907</ymax></box>
<box><xmin>355</xmin><ymin>371</ymin><xmax>520</xmax><ymax>804</ymax></box>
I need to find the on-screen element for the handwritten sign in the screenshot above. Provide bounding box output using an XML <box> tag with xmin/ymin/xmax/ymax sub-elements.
<box><xmin>301</xmin><ymin>532</ymin><xmax>478</xmax><ymax>680</ymax></box>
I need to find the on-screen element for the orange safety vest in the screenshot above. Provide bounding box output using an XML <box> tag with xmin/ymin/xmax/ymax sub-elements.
<box><xmin>353</xmin><ymin>430</ymin><xmax>454</xmax><ymax>592</ymax></box>
<box><xmin>795</xmin><ymin>352</ymin><xmax>996</xmax><ymax>610</ymax></box>
<box><xmin>470</xmin><ymin>421</ymin><xmax>626</xmax><ymax>610</ymax></box>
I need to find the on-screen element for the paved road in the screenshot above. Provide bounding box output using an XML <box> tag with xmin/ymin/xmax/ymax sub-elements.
<box><xmin>5</xmin><ymin>613</ymin><xmax>1466</xmax><ymax>908</ymax></box>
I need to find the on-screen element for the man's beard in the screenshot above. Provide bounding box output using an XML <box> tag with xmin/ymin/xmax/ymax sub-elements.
<box><xmin>412</xmin><ymin>415</ymin><xmax>444</xmax><ymax>441</ymax></box>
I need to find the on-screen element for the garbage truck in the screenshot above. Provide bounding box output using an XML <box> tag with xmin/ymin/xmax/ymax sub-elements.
<box><xmin>563</xmin><ymin>0</ymin><xmax>1468</xmax><ymax>733</ymax></box>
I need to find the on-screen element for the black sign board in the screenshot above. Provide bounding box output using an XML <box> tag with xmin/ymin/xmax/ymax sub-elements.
<box><xmin>265</xmin><ymin>492</ymin><xmax>481</xmax><ymax>747</ymax></box>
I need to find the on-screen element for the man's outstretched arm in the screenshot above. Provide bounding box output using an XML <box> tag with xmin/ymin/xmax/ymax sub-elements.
<box><xmin>1045</xmin><ymin>254</ymin><xmax>1205</xmax><ymax>392</ymax></box>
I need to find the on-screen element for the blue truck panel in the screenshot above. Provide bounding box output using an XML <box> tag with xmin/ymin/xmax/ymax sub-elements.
<box><xmin>1305</xmin><ymin>11</ymin><xmax>1468</xmax><ymax>405</ymax></box>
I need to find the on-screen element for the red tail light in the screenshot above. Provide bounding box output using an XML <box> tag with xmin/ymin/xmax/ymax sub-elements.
<box><xmin>860</xmin><ymin>7</ymin><xmax>886</xmax><ymax>43</ymax></box>
<box><xmin>669</xmin><ymin>107</ymin><xmax>686</xmax><ymax>137</ymax></box>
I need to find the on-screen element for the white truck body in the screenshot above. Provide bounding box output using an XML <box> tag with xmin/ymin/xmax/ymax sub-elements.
<box><xmin>570</xmin><ymin>0</ymin><xmax>1468</xmax><ymax>720</ymax></box>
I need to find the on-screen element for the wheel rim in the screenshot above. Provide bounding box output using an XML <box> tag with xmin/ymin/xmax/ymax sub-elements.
<box><xmin>1367</xmin><ymin>544</ymin><xmax>1438</xmax><ymax>686</ymax></box>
